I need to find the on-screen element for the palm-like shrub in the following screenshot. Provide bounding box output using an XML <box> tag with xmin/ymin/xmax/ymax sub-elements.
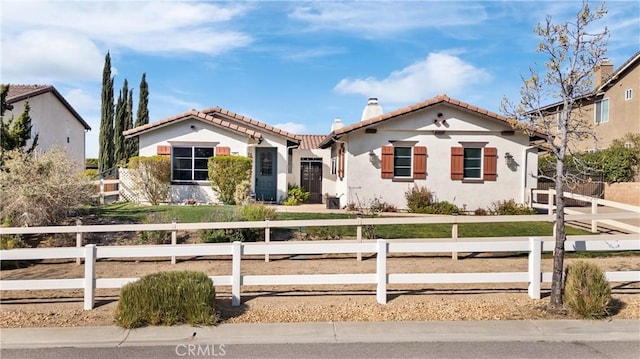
<box><xmin>563</xmin><ymin>261</ymin><xmax>612</xmax><ymax>319</ymax></box>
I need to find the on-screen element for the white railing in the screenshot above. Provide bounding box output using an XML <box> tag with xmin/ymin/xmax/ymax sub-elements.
<box><xmin>1</xmin><ymin>233</ymin><xmax>638</xmax><ymax>310</ymax></box>
<box><xmin>531</xmin><ymin>188</ymin><xmax>640</xmax><ymax>233</ymax></box>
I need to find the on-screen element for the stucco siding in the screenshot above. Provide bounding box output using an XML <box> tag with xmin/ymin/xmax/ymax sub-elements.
<box><xmin>5</xmin><ymin>92</ymin><xmax>86</xmax><ymax>165</ymax></box>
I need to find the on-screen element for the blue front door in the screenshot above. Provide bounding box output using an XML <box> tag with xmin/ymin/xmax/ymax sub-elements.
<box><xmin>255</xmin><ymin>147</ymin><xmax>277</xmax><ymax>202</ymax></box>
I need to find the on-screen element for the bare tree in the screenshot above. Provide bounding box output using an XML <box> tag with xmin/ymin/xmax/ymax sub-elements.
<box><xmin>501</xmin><ymin>2</ymin><xmax>608</xmax><ymax>309</ymax></box>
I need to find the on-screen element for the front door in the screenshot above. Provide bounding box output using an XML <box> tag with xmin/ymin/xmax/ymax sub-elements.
<box><xmin>300</xmin><ymin>158</ymin><xmax>323</xmax><ymax>204</ymax></box>
<box><xmin>255</xmin><ymin>147</ymin><xmax>277</xmax><ymax>202</ymax></box>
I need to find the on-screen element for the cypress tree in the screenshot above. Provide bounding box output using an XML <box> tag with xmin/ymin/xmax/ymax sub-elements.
<box><xmin>125</xmin><ymin>88</ymin><xmax>136</xmax><ymax>159</ymax></box>
<box><xmin>98</xmin><ymin>52</ymin><xmax>114</xmax><ymax>174</ymax></box>
<box><xmin>131</xmin><ymin>73</ymin><xmax>149</xmax><ymax>156</ymax></box>
<box><xmin>113</xmin><ymin>79</ymin><xmax>128</xmax><ymax>166</ymax></box>
<box><xmin>1</xmin><ymin>85</ymin><xmax>39</xmax><ymax>164</ymax></box>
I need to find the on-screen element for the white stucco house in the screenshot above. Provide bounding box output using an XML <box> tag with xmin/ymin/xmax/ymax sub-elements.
<box><xmin>4</xmin><ymin>84</ymin><xmax>90</xmax><ymax>166</ymax></box>
<box><xmin>124</xmin><ymin>94</ymin><xmax>541</xmax><ymax>210</ymax></box>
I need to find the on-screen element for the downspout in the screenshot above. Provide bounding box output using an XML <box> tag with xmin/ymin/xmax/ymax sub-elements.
<box><xmin>332</xmin><ymin>138</ymin><xmax>348</xmax><ymax>206</ymax></box>
<box><xmin>522</xmin><ymin>146</ymin><xmax>535</xmax><ymax>205</ymax></box>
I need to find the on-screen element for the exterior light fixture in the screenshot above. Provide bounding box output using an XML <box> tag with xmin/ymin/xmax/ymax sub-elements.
<box><xmin>505</xmin><ymin>152</ymin><xmax>514</xmax><ymax>166</ymax></box>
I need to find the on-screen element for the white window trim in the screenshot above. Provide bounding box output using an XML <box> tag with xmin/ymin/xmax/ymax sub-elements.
<box><xmin>171</xmin><ymin>145</ymin><xmax>215</xmax><ymax>183</ymax></box>
<box><xmin>594</xmin><ymin>98</ymin><xmax>609</xmax><ymax>124</ymax></box>
<box><xmin>625</xmin><ymin>88</ymin><xmax>633</xmax><ymax>100</ymax></box>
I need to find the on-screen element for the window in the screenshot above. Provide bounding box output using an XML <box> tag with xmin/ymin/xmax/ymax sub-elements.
<box><xmin>381</xmin><ymin>145</ymin><xmax>426</xmax><ymax>180</ymax></box>
<box><xmin>463</xmin><ymin>148</ymin><xmax>482</xmax><ymax>179</ymax></box>
<box><xmin>393</xmin><ymin>147</ymin><xmax>412</xmax><ymax>177</ymax></box>
<box><xmin>625</xmin><ymin>89</ymin><xmax>633</xmax><ymax>100</ymax></box>
<box><xmin>172</xmin><ymin>146</ymin><xmax>214</xmax><ymax>181</ymax></box>
<box><xmin>594</xmin><ymin>99</ymin><xmax>609</xmax><ymax>124</ymax></box>
<box><xmin>451</xmin><ymin>146</ymin><xmax>497</xmax><ymax>181</ymax></box>
<box><xmin>330</xmin><ymin>157</ymin><xmax>337</xmax><ymax>175</ymax></box>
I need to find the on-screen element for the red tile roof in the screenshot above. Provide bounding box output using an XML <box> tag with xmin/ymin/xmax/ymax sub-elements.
<box><xmin>202</xmin><ymin>106</ymin><xmax>301</xmax><ymax>141</ymax></box>
<box><xmin>123</xmin><ymin>109</ymin><xmax>263</xmax><ymax>140</ymax></box>
<box><xmin>318</xmin><ymin>94</ymin><xmax>512</xmax><ymax>148</ymax></box>
<box><xmin>3</xmin><ymin>84</ymin><xmax>91</xmax><ymax>130</ymax></box>
<box><xmin>298</xmin><ymin>135</ymin><xmax>326</xmax><ymax>150</ymax></box>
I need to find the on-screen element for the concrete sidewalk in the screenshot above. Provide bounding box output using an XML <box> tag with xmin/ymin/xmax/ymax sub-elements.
<box><xmin>1</xmin><ymin>320</ymin><xmax>639</xmax><ymax>349</ymax></box>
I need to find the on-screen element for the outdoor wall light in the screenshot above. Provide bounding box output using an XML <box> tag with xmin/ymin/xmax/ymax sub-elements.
<box><xmin>505</xmin><ymin>152</ymin><xmax>514</xmax><ymax>166</ymax></box>
<box><xmin>369</xmin><ymin>150</ymin><xmax>376</xmax><ymax>163</ymax></box>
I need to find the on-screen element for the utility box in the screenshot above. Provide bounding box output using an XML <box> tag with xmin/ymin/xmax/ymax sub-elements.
<box><xmin>326</xmin><ymin>197</ymin><xmax>340</xmax><ymax>209</ymax></box>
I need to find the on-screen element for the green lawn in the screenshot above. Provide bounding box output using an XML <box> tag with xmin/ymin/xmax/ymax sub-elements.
<box><xmin>84</xmin><ymin>203</ymin><xmax>593</xmax><ymax>239</ymax></box>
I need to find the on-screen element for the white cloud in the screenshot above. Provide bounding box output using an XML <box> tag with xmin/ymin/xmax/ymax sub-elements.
<box><xmin>289</xmin><ymin>2</ymin><xmax>487</xmax><ymax>37</ymax></box>
<box><xmin>0</xmin><ymin>1</ymin><xmax>252</xmax><ymax>83</ymax></box>
<box><xmin>273</xmin><ymin>121</ymin><xmax>306</xmax><ymax>134</ymax></box>
<box><xmin>152</xmin><ymin>94</ymin><xmax>202</xmax><ymax>114</ymax></box>
<box><xmin>65</xmin><ymin>88</ymin><xmax>100</xmax><ymax>115</ymax></box>
<box><xmin>334</xmin><ymin>51</ymin><xmax>491</xmax><ymax>104</ymax></box>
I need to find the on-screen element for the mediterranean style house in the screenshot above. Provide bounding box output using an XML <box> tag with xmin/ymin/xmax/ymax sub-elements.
<box><xmin>124</xmin><ymin>94</ymin><xmax>541</xmax><ymax>211</ymax></box>
<box><xmin>3</xmin><ymin>84</ymin><xmax>91</xmax><ymax>165</ymax></box>
<box><xmin>537</xmin><ymin>51</ymin><xmax>640</xmax><ymax>152</ymax></box>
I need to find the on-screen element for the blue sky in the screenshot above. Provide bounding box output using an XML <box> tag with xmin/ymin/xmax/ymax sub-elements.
<box><xmin>1</xmin><ymin>1</ymin><xmax>638</xmax><ymax>158</ymax></box>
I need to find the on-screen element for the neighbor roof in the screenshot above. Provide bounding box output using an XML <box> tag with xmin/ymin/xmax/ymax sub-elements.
<box><xmin>318</xmin><ymin>94</ymin><xmax>513</xmax><ymax>148</ymax></box>
<box><xmin>4</xmin><ymin>84</ymin><xmax>91</xmax><ymax>130</ymax></box>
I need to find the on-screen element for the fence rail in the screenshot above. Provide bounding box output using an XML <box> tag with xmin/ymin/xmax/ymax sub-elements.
<box><xmin>1</xmin><ymin>214</ymin><xmax>639</xmax><ymax>310</ymax></box>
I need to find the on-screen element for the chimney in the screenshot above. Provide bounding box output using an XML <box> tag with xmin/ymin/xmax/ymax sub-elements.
<box><xmin>360</xmin><ymin>97</ymin><xmax>383</xmax><ymax>122</ymax></box>
<box><xmin>594</xmin><ymin>58</ymin><xmax>613</xmax><ymax>90</ymax></box>
<box><xmin>331</xmin><ymin>118</ymin><xmax>344</xmax><ymax>132</ymax></box>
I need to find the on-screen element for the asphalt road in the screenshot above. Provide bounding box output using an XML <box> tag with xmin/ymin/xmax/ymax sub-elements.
<box><xmin>3</xmin><ymin>341</ymin><xmax>640</xmax><ymax>359</ymax></box>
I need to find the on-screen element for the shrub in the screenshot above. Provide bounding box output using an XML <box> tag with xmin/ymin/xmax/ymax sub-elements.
<box><xmin>239</xmin><ymin>202</ymin><xmax>278</xmax><ymax>221</ymax></box>
<box><xmin>283</xmin><ymin>184</ymin><xmax>309</xmax><ymax>206</ymax></box>
<box><xmin>405</xmin><ymin>185</ymin><xmax>434</xmax><ymax>213</ymax></box>
<box><xmin>426</xmin><ymin>201</ymin><xmax>461</xmax><ymax>215</ymax></box>
<box><xmin>0</xmin><ymin>148</ymin><xmax>94</xmax><ymax>226</ymax></box>
<box><xmin>474</xmin><ymin>208</ymin><xmax>489</xmax><ymax>216</ymax></box>
<box><xmin>115</xmin><ymin>271</ymin><xmax>217</xmax><ymax>328</ymax></box>
<box><xmin>489</xmin><ymin>199</ymin><xmax>535</xmax><ymax>215</ymax></box>
<box><xmin>563</xmin><ymin>261</ymin><xmax>612</xmax><ymax>319</ymax></box>
<box><xmin>0</xmin><ymin>235</ymin><xmax>27</xmax><ymax>269</ymax></box>
<box><xmin>199</xmin><ymin>211</ymin><xmax>245</xmax><ymax>243</ymax></box>
<box><xmin>140</xmin><ymin>212</ymin><xmax>171</xmax><ymax>244</ymax></box>
<box><xmin>369</xmin><ymin>197</ymin><xmax>397</xmax><ymax>213</ymax></box>
<box><xmin>128</xmin><ymin>156</ymin><xmax>171</xmax><ymax>205</ymax></box>
<box><xmin>208</xmin><ymin>156</ymin><xmax>252</xmax><ymax>204</ymax></box>
<box><xmin>233</xmin><ymin>180</ymin><xmax>251</xmax><ymax>205</ymax></box>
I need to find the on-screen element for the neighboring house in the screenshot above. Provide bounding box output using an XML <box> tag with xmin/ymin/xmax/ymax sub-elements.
<box><xmin>537</xmin><ymin>51</ymin><xmax>640</xmax><ymax>152</ymax></box>
<box><xmin>125</xmin><ymin>95</ymin><xmax>541</xmax><ymax>210</ymax></box>
<box><xmin>318</xmin><ymin>96</ymin><xmax>540</xmax><ymax>211</ymax></box>
<box><xmin>4</xmin><ymin>84</ymin><xmax>91</xmax><ymax>165</ymax></box>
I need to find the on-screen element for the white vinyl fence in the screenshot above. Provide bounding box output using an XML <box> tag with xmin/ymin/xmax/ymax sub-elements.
<box><xmin>1</xmin><ymin>214</ymin><xmax>639</xmax><ymax>310</ymax></box>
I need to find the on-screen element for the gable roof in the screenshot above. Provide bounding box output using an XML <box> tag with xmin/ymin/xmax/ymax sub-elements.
<box><xmin>4</xmin><ymin>84</ymin><xmax>91</xmax><ymax>130</ymax></box>
<box><xmin>202</xmin><ymin>107</ymin><xmax>301</xmax><ymax>142</ymax></box>
<box><xmin>298</xmin><ymin>134</ymin><xmax>326</xmax><ymax>150</ymax></box>
<box><xmin>318</xmin><ymin>94</ymin><xmax>513</xmax><ymax>148</ymax></box>
<box><xmin>123</xmin><ymin>109</ymin><xmax>263</xmax><ymax>140</ymax></box>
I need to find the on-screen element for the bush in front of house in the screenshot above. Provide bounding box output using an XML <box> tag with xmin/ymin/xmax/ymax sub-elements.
<box><xmin>115</xmin><ymin>271</ymin><xmax>217</xmax><ymax>328</ymax></box>
<box><xmin>233</xmin><ymin>180</ymin><xmax>252</xmax><ymax>205</ymax></box>
<box><xmin>404</xmin><ymin>185</ymin><xmax>460</xmax><ymax>215</ymax></box>
<box><xmin>563</xmin><ymin>261</ymin><xmax>612</xmax><ymax>319</ymax></box>
<box><xmin>489</xmin><ymin>199</ymin><xmax>535</xmax><ymax>215</ymax></box>
<box><xmin>283</xmin><ymin>184</ymin><xmax>309</xmax><ymax>206</ymax></box>
<box><xmin>208</xmin><ymin>156</ymin><xmax>252</xmax><ymax>205</ymax></box>
<box><xmin>239</xmin><ymin>202</ymin><xmax>278</xmax><ymax>222</ymax></box>
<box><xmin>140</xmin><ymin>212</ymin><xmax>172</xmax><ymax>244</ymax></box>
<box><xmin>0</xmin><ymin>148</ymin><xmax>94</xmax><ymax>227</ymax></box>
<box><xmin>199</xmin><ymin>211</ymin><xmax>245</xmax><ymax>243</ymax></box>
<box><xmin>128</xmin><ymin>156</ymin><xmax>171</xmax><ymax>206</ymax></box>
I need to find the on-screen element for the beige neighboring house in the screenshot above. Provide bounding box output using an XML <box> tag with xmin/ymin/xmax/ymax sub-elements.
<box><xmin>4</xmin><ymin>84</ymin><xmax>91</xmax><ymax>165</ymax></box>
<box><xmin>125</xmin><ymin>95</ymin><xmax>542</xmax><ymax>210</ymax></box>
<box><xmin>537</xmin><ymin>51</ymin><xmax>640</xmax><ymax>152</ymax></box>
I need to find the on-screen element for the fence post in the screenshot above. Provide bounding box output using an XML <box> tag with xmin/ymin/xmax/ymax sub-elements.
<box><xmin>451</xmin><ymin>214</ymin><xmax>458</xmax><ymax>260</ymax></box>
<box><xmin>231</xmin><ymin>241</ymin><xmax>242</xmax><ymax>306</ymax></box>
<box><xmin>264</xmin><ymin>217</ymin><xmax>270</xmax><ymax>263</ymax></box>
<box><xmin>376</xmin><ymin>239</ymin><xmax>387</xmax><ymax>304</ymax></box>
<box><xmin>76</xmin><ymin>219</ymin><xmax>83</xmax><ymax>265</ymax></box>
<box><xmin>591</xmin><ymin>197</ymin><xmax>598</xmax><ymax>233</ymax></box>
<box><xmin>84</xmin><ymin>244</ymin><xmax>97</xmax><ymax>310</ymax></box>
<box><xmin>171</xmin><ymin>218</ymin><xmax>177</xmax><ymax>264</ymax></box>
<box><xmin>356</xmin><ymin>213</ymin><xmax>363</xmax><ymax>261</ymax></box>
<box><xmin>547</xmin><ymin>188</ymin><xmax>554</xmax><ymax>216</ymax></box>
<box><xmin>528</xmin><ymin>237</ymin><xmax>541</xmax><ymax>299</ymax></box>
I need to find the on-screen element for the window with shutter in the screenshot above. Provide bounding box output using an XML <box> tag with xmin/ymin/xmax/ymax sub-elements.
<box><xmin>483</xmin><ymin>147</ymin><xmax>497</xmax><ymax>181</ymax></box>
<box><xmin>157</xmin><ymin>145</ymin><xmax>171</xmax><ymax>157</ymax></box>
<box><xmin>413</xmin><ymin>146</ymin><xmax>427</xmax><ymax>179</ymax></box>
<box><xmin>215</xmin><ymin>146</ymin><xmax>230</xmax><ymax>156</ymax></box>
<box><xmin>450</xmin><ymin>147</ymin><xmax>464</xmax><ymax>180</ymax></box>
<box><xmin>337</xmin><ymin>144</ymin><xmax>345</xmax><ymax>179</ymax></box>
<box><xmin>381</xmin><ymin>146</ymin><xmax>394</xmax><ymax>179</ymax></box>
<box><xmin>451</xmin><ymin>146</ymin><xmax>498</xmax><ymax>181</ymax></box>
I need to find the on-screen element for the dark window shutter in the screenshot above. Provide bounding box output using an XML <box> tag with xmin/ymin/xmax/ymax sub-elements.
<box><xmin>157</xmin><ymin>145</ymin><xmax>171</xmax><ymax>157</ymax></box>
<box><xmin>381</xmin><ymin>146</ymin><xmax>394</xmax><ymax>179</ymax></box>
<box><xmin>451</xmin><ymin>147</ymin><xmax>464</xmax><ymax>180</ymax></box>
<box><xmin>338</xmin><ymin>145</ymin><xmax>345</xmax><ymax>179</ymax></box>
<box><xmin>483</xmin><ymin>147</ymin><xmax>497</xmax><ymax>181</ymax></box>
<box><xmin>215</xmin><ymin>146</ymin><xmax>230</xmax><ymax>156</ymax></box>
<box><xmin>413</xmin><ymin>146</ymin><xmax>427</xmax><ymax>179</ymax></box>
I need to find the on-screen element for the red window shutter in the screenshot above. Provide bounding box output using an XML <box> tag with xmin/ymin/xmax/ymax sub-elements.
<box><xmin>413</xmin><ymin>146</ymin><xmax>427</xmax><ymax>179</ymax></box>
<box><xmin>156</xmin><ymin>145</ymin><xmax>171</xmax><ymax>157</ymax></box>
<box><xmin>215</xmin><ymin>146</ymin><xmax>230</xmax><ymax>156</ymax></box>
<box><xmin>451</xmin><ymin>147</ymin><xmax>464</xmax><ymax>180</ymax></box>
<box><xmin>338</xmin><ymin>145</ymin><xmax>345</xmax><ymax>179</ymax></box>
<box><xmin>381</xmin><ymin>146</ymin><xmax>394</xmax><ymax>179</ymax></box>
<box><xmin>483</xmin><ymin>147</ymin><xmax>498</xmax><ymax>181</ymax></box>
